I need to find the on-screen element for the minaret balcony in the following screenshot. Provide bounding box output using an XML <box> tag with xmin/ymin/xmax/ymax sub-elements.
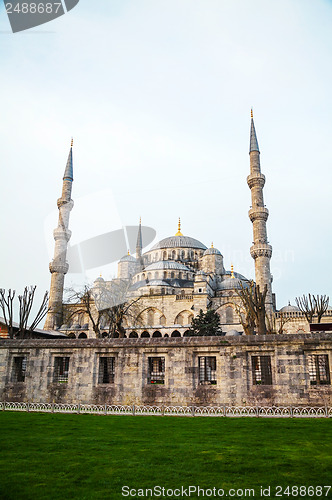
<box><xmin>247</xmin><ymin>173</ymin><xmax>265</xmax><ymax>189</ymax></box>
<box><xmin>49</xmin><ymin>261</ymin><xmax>69</xmax><ymax>274</ymax></box>
<box><xmin>250</xmin><ymin>243</ymin><xmax>272</xmax><ymax>259</ymax></box>
<box><xmin>53</xmin><ymin>227</ymin><xmax>72</xmax><ymax>242</ymax></box>
<box><xmin>248</xmin><ymin>207</ymin><xmax>269</xmax><ymax>222</ymax></box>
<box><xmin>57</xmin><ymin>198</ymin><xmax>74</xmax><ymax>210</ymax></box>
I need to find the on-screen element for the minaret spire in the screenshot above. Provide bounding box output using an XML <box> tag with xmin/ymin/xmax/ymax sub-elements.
<box><xmin>136</xmin><ymin>217</ymin><xmax>142</xmax><ymax>260</ymax></box>
<box><xmin>44</xmin><ymin>140</ymin><xmax>74</xmax><ymax>330</ymax></box>
<box><xmin>247</xmin><ymin>111</ymin><xmax>273</xmax><ymax>316</ymax></box>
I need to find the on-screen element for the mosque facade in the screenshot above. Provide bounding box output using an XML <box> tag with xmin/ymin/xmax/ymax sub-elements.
<box><xmin>43</xmin><ymin>114</ymin><xmax>330</xmax><ymax>338</ymax></box>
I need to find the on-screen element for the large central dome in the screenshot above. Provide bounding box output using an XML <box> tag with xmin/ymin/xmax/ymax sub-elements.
<box><xmin>151</xmin><ymin>235</ymin><xmax>207</xmax><ymax>250</ymax></box>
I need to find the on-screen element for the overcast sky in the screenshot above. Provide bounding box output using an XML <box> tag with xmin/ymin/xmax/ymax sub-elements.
<box><xmin>1</xmin><ymin>0</ymin><xmax>332</xmax><ymax>315</ymax></box>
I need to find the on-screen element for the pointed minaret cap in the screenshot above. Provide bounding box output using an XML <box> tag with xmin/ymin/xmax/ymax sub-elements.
<box><xmin>175</xmin><ymin>217</ymin><xmax>183</xmax><ymax>236</ymax></box>
<box><xmin>249</xmin><ymin>109</ymin><xmax>260</xmax><ymax>153</ymax></box>
<box><xmin>231</xmin><ymin>264</ymin><xmax>235</xmax><ymax>278</ymax></box>
<box><xmin>136</xmin><ymin>217</ymin><xmax>142</xmax><ymax>251</ymax></box>
<box><xmin>63</xmin><ymin>138</ymin><xmax>74</xmax><ymax>181</ymax></box>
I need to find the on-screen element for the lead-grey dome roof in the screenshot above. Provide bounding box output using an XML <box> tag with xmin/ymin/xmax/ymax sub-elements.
<box><xmin>144</xmin><ymin>261</ymin><xmax>191</xmax><ymax>271</ymax></box>
<box><xmin>120</xmin><ymin>254</ymin><xmax>137</xmax><ymax>262</ymax></box>
<box><xmin>151</xmin><ymin>235</ymin><xmax>207</xmax><ymax>250</ymax></box>
<box><xmin>203</xmin><ymin>247</ymin><xmax>222</xmax><ymax>256</ymax></box>
<box><xmin>279</xmin><ymin>304</ymin><xmax>300</xmax><ymax>313</ymax></box>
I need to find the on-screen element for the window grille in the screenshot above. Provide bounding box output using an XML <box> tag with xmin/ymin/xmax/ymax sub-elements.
<box><xmin>252</xmin><ymin>356</ymin><xmax>272</xmax><ymax>385</ymax></box>
<box><xmin>98</xmin><ymin>357</ymin><xmax>115</xmax><ymax>384</ymax></box>
<box><xmin>12</xmin><ymin>356</ymin><xmax>27</xmax><ymax>382</ymax></box>
<box><xmin>54</xmin><ymin>357</ymin><xmax>70</xmax><ymax>383</ymax></box>
<box><xmin>148</xmin><ymin>357</ymin><xmax>165</xmax><ymax>384</ymax></box>
<box><xmin>199</xmin><ymin>356</ymin><xmax>217</xmax><ymax>384</ymax></box>
<box><xmin>308</xmin><ymin>354</ymin><xmax>330</xmax><ymax>385</ymax></box>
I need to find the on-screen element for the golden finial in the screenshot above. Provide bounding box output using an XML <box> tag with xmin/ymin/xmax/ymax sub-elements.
<box><xmin>175</xmin><ymin>217</ymin><xmax>183</xmax><ymax>236</ymax></box>
<box><xmin>71</xmin><ymin>137</ymin><xmax>73</xmax><ymax>148</ymax></box>
<box><xmin>211</xmin><ymin>242</ymin><xmax>214</xmax><ymax>248</ymax></box>
<box><xmin>127</xmin><ymin>249</ymin><xmax>130</xmax><ymax>255</ymax></box>
<box><xmin>231</xmin><ymin>264</ymin><xmax>235</xmax><ymax>278</ymax></box>
<box><xmin>251</xmin><ymin>108</ymin><xmax>253</xmax><ymax>118</ymax></box>
<box><xmin>139</xmin><ymin>216</ymin><xmax>141</xmax><ymax>225</ymax></box>
<box><xmin>99</xmin><ymin>273</ymin><xmax>102</xmax><ymax>277</ymax></box>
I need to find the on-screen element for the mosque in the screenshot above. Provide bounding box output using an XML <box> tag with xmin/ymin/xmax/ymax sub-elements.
<box><xmin>1</xmin><ymin>112</ymin><xmax>331</xmax><ymax>408</ymax></box>
<box><xmin>43</xmin><ymin>113</ymin><xmax>328</xmax><ymax>338</ymax></box>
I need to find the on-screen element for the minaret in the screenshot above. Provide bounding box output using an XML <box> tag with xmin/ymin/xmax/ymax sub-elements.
<box><xmin>44</xmin><ymin>140</ymin><xmax>74</xmax><ymax>330</ymax></box>
<box><xmin>247</xmin><ymin>110</ymin><xmax>273</xmax><ymax>314</ymax></box>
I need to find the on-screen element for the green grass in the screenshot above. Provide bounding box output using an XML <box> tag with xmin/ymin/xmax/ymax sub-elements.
<box><xmin>0</xmin><ymin>413</ymin><xmax>331</xmax><ymax>500</ymax></box>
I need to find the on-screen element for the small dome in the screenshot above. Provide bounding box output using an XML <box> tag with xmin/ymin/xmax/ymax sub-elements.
<box><xmin>225</xmin><ymin>329</ymin><xmax>242</xmax><ymax>336</ymax></box>
<box><xmin>94</xmin><ymin>276</ymin><xmax>105</xmax><ymax>284</ymax></box>
<box><xmin>279</xmin><ymin>303</ymin><xmax>300</xmax><ymax>313</ymax></box>
<box><xmin>151</xmin><ymin>235</ymin><xmax>207</xmax><ymax>251</ymax></box>
<box><xmin>72</xmin><ymin>323</ymin><xmax>81</xmax><ymax>329</ymax></box>
<box><xmin>144</xmin><ymin>261</ymin><xmax>191</xmax><ymax>271</ymax></box>
<box><xmin>203</xmin><ymin>247</ymin><xmax>222</xmax><ymax>256</ymax></box>
<box><xmin>120</xmin><ymin>254</ymin><xmax>136</xmax><ymax>262</ymax></box>
<box><xmin>218</xmin><ymin>277</ymin><xmax>243</xmax><ymax>290</ymax></box>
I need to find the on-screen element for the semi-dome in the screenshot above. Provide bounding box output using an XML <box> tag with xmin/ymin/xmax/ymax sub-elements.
<box><xmin>151</xmin><ymin>235</ymin><xmax>207</xmax><ymax>251</ymax></box>
<box><xmin>203</xmin><ymin>247</ymin><xmax>222</xmax><ymax>256</ymax></box>
<box><xmin>279</xmin><ymin>303</ymin><xmax>300</xmax><ymax>313</ymax></box>
<box><xmin>144</xmin><ymin>261</ymin><xmax>191</xmax><ymax>271</ymax></box>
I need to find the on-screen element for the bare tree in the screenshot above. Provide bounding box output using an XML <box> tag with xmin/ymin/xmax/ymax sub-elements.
<box><xmin>0</xmin><ymin>287</ymin><xmax>49</xmax><ymax>339</ymax></box>
<box><xmin>233</xmin><ymin>301</ymin><xmax>255</xmax><ymax>336</ymax></box>
<box><xmin>295</xmin><ymin>294</ymin><xmax>329</xmax><ymax>324</ymax></box>
<box><xmin>313</xmin><ymin>295</ymin><xmax>329</xmax><ymax>323</ymax></box>
<box><xmin>66</xmin><ymin>279</ymin><xmax>141</xmax><ymax>338</ymax></box>
<box><xmin>235</xmin><ymin>281</ymin><xmax>268</xmax><ymax>335</ymax></box>
<box><xmin>0</xmin><ymin>289</ymin><xmax>15</xmax><ymax>338</ymax></box>
<box><xmin>66</xmin><ymin>284</ymin><xmax>103</xmax><ymax>337</ymax></box>
<box><xmin>266</xmin><ymin>312</ymin><xmax>291</xmax><ymax>335</ymax></box>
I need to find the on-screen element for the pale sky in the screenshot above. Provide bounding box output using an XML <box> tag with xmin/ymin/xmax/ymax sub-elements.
<box><xmin>1</xmin><ymin>0</ymin><xmax>332</xmax><ymax>315</ymax></box>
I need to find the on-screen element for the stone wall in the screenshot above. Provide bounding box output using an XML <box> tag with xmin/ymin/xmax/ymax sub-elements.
<box><xmin>0</xmin><ymin>334</ymin><xmax>331</xmax><ymax>406</ymax></box>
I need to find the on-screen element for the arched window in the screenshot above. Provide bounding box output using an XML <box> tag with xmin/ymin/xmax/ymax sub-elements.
<box><xmin>171</xmin><ymin>330</ymin><xmax>181</xmax><ymax>337</ymax></box>
<box><xmin>171</xmin><ymin>272</ymin><xmax>175</xmax><ymax>279</ymax></box>
<box><xmin>172</xmin><ymin>250</ymin><xmax>176</xmax><ymax>260</ymax></box>
<box><xmin>179</xmin><ymin>272</ymin><xmax>182</xmax><ymax>280</ymax></box>
<box><xmin>183</xmin><ymin>330</ymin><xmax>191</xmax><ymax>337</ymax></box>
<box><xmin>181</xmin><ymin>250</ymin><xmax>185</xmax><ymax>260</ymax></box>
<box><xmin>152</xmin><ymin>331</ymin><xmax>162</xmax><ymax>337</ymax></box>
<box><xmin>129</xmin><ymin>331</ymin><xmax>138</xmax><ymax>338</ymax></box>
<box><xmin>163</xmin><ymin>271</ymin><xmax>167</xmax><ymax>279</ymax></box>
<box><xmin>226</xmin><ymin>306</ymin><xmax>233</xmax><ymax>324</ymax></box>
<box><xmin>141</xmin><ymin>331</ymin><xmax>150</xmax><ymax>338</ymax></box>
<box><xmin>175</xmin><ymin>314</ymin><xmax>184</xmax><ymax>325</ymax></box>
<box><xmin>163</xmin><ymin>251</ymin><xmax>167</xmax><ymax>260</ymax></box>
<box><xmin>147</xmin><ymin>272</ymin><xmax>152</xmax><ymax>280</ymax></box>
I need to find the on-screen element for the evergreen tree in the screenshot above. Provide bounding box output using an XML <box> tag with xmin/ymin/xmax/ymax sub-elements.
<box><xmin>190</xmin><ymin>309</ymin><xmax>223</xmax><ymax>336</ymax></box>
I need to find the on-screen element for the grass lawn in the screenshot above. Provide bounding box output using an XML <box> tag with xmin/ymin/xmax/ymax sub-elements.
<box><xmin>0</xmin><ymin>413</ymin><xmax>331</xmax><ymax>500</ymax></box>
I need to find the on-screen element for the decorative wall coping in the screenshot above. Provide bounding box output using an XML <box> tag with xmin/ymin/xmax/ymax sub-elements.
<box><xmin>0</xmin><ymin>402</ymin><xmax>331</xmax><ymax>418</ymax></box>
<box><xmin>1</xmin><ymin>332</ymin><xmax>332</xmax><ymax>349</ymax></box>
